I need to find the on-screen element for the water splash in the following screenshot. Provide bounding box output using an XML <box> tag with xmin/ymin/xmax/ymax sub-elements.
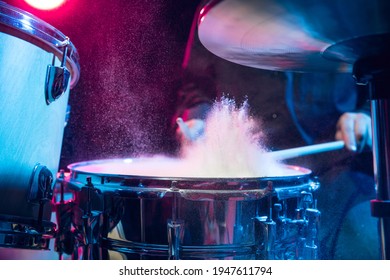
<box><xmin>178</xmin><ymin>96</ymin><xmax>285</xmax><ymax>177</ymax></box>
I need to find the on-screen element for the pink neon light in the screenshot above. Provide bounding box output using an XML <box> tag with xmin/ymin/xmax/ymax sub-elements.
<box><xmin>25</xmin><ymin>0</ymin><xmax>66</xmax><ymax>10</ymax></box>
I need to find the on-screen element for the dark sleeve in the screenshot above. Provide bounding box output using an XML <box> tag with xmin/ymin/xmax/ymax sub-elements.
<box><xmin>172</xmin><ymin>70</ymin><xmax>216</xmax><ymax>124</ymax></box>
<box><xmin>355</xmin><ymin>83</ymin><xmax>371</xmax><ymax>116</ymax></box>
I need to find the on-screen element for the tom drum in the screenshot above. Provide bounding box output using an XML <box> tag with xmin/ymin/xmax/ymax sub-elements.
<box><xmin>0</xmin><ymin>2</ymin><xmax>80</xmax><ymax>255</ymax></box>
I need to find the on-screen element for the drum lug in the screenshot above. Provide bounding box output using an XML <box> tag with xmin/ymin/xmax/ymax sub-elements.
<box><xmin>274</xmin><ymin>203</ymin><xmax>290</xmax><ymax>240</ymax></box>
<box><xmin>76</xmin><ymin>177</ymin><xmax>104</xmax><ymax>259</ymax></box>
<box><xmin>167</xmin><ymin>219</ymin><xmax>184</xmax><ymax>260</ymax></box>
<box><xmin>54</xmin><ymin>177</ymin><xmax>105</xmax><ymax>260</ymax></box>
<box><xmin>297</xmin><ymin>191</ymin><xmax>314</xmax><ymax>213</ymax></box>
<box><xmin>45</xmin><ymin>37</ymin><xmax>71</xmax><ymax>105</ymax></box>
<box><xmin>300</xmin><ymin>208</ymin><xmax>321</xmax><ymax>260</ymax></box>
<box><xmin>54</xmin><ymin>201</ymin><xmax>77</xmax><ymax>257</ymax></box>
<box><xmin>256</xmin><ymin>192</ymin><xmax>321</xmax><ymax>260</ymax></box>
<box><xmin>80</xmin><ymin>210</ymin><xmax>103</xmax><ymax>260</ymax></box>
<box><xmin>255</xmin><ymin>216</ymin><xmax>276</xmax><ymax>260</ymax></box>
<box><xmin>28</xmin><ymin>163</ymin><xmax>54</xmax><ymax>231</ymax></box>
<box><xmin>28</xmin><ymin>163</ymin><xmax>54</xmax><ymax>204</ymax></box>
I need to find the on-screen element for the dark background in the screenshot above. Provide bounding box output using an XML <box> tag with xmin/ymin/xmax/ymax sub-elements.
<box><xmin>4</xmin><ymin>0</ymin><xmax>201</xmax><ymax>170</ymax></box>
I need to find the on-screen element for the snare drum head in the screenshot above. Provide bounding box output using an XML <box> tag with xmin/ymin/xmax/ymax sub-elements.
<box><xmin>67</xmin><ymin>156</ymin><xmax>311</xmax><ymax>180</ymax></box>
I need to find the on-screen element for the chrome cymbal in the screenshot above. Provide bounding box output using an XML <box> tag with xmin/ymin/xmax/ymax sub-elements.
<box><xmin>198</xmin><ymin>0</ymin><xmax>390</xmax><ymax>73</ymax></box>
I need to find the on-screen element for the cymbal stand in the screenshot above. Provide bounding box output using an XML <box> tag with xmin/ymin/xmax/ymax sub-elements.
<box><xmin>353</xmin><ymin>56</ymin><xmax>390</xmax><ymax>259</ymax></box>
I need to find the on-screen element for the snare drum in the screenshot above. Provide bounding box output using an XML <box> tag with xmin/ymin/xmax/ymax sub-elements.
<box><xmin>0</xmin><ymin>2</ymin><xmax>79</xmax><ymax>253</ymax></box>
<box><xmin>64</xmin><ymin>157</ymin><xmax>320</xmax><ymax>260</ymax></box>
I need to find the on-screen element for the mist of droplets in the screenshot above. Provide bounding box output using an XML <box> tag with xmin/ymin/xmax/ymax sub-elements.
<box><xmin>63</xmin><ymin>2</ymin><xmax>292</xmax><ymax>178</ymax></box>
<box><xmin>174</xmin><ymin>96</ymin><xmax>286</xmax><ymax>177</ymax></box>
<box><xmin>74</xmin><ymin>96</ymin><xmax>302</xmax><ymax>178</ymax></box>
<box><xmin>65</xmin><ymin>1</ymin><xmax>182</xmax><ymax>166</ymax></box>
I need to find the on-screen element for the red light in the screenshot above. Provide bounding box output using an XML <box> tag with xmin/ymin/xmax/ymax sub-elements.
<box><xmin>25</xmin><ymin>0</ymin><xmax>66</xmax><ymax>10</ymax></box>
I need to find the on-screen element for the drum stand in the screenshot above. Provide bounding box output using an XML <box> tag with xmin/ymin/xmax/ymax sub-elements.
<box><xmin>353</xmin><ymin>55</ymin><xmax>390</xmax><ymax>259</ymax></box>
<box><xmin>0</xmin><ymin>165</ymin><xmax>56</xmax><ymax>252</ymax></box>
<box><xmin>54</xmin><ymin>176</ymin><xmax>103</xmax><ymax>260</ymax></box>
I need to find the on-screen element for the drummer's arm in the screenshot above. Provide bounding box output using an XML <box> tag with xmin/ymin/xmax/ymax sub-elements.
<box><xmin>335</xmin><ymin>101</ymin><xmax>372</xmax><ymax>152</ymax></box>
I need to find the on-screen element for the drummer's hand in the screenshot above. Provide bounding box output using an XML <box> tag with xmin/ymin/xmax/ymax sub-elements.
<box><xmin>335</xmin><ymin>112</ymin><xmax>372</xmax><ymax>152</ymax></box>
<box><xmin>176</xmin><ymin>118</ymin><xmax>205</xmax><ymax>145</ymax></box>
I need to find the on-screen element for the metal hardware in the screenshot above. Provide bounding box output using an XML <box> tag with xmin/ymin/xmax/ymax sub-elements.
<box><xmin>45</xmin><ymin>37</ymin><xmax>71</xmax><ymax>105</ymax></box>
<box><xmin>28</xmin><ymin>163</ymin><xmax>54</xmax><ymax>204</ymax></box>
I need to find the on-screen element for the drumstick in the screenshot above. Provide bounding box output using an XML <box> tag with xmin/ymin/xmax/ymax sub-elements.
<box><xmin>176</xmin><ymin>117</ymin><xmax>194</xmax><ymax>141</ymax></box>
<box><xmin>270</xmin><ymin>140</ymin><xmax>345</xmax><ymax>160</ymax></box>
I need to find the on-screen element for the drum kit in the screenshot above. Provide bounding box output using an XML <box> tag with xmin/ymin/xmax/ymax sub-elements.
<box><xmin>0</xmin><ymin>0</ymin><xmax>389</xmax><ymax>260</ymax></box>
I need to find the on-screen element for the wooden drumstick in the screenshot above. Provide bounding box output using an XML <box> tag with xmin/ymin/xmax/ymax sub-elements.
<box><xmin>270</xmin><ymin>140</ymin><xmax>345</xmax><ymax>160</ymax></box>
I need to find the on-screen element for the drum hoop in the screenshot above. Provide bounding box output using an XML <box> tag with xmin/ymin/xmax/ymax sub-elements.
<box><xmin>67</xmin><ymin>158</ymin><xmax>312</xmax><ymax>182</ymax></box>
<box><xmin>0</xmin><ymin>1</ymin><xmax>80</xmax><ymax>88</ymax></box>
<box><xmin>66</xmin><ymin>158</ymin><xmax>315</xmax><ymax>200</ymax></box>
<box><xmin>103</xmin><ymin>237</ymin><xmax>256</xmax><ymax>258</ymax></box>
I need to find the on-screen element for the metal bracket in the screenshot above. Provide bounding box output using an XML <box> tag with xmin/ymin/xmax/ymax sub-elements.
<box><xmin>45</xmin><ymin>37</ymin><xmax>71</xmax><ymax>105</ymax></box>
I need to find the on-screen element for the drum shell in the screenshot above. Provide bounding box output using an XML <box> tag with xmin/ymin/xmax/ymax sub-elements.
<box><xmin>106</xmin><ymin>191</ymin><xmax>268</xmax><ymax>260</ymax></box>
<box><xmin>0</xmin><ymin>2</ymin><xmax>79</xmax><ymax>222</ymax></box>
<box><xmin>66</xmin><ymin>158</ymin><xmax>318</xmax><ymax>259</ymax></box>
<box><xmin>0</xmin><ymin>32</ymin><xmax>69</xmax><ymax>219</ymax></box>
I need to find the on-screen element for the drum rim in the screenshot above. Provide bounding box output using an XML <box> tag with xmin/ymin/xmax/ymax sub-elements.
<box><xmin>102</xmin><ymin>236</ymin><xmax>257</xmax><ymax>258</ymax></box>
<box><xmin>66</xmin><ymin>157</ymin><xmax>313</xmax><ymax>182</ymax></box>
<box><xmin>0</xmin><ymin>1</ymin><xmax>80</xmax><ymax>88</ymax></box>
